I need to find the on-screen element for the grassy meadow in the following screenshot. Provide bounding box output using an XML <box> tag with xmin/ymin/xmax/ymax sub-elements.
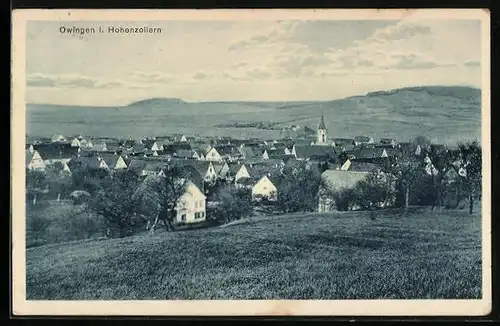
<box><xmin>26</xmin><ymin>208</ymin><xmax>482</xmax><ymax>300</ymax></box>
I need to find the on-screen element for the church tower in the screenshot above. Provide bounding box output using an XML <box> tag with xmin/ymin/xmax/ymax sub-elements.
<box><xmin>317</xmin><ymin>115</ymin><xmax>327</xmax><ymax>145</ymax></box>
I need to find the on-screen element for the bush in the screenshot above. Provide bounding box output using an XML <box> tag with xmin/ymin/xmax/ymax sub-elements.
<box><xmin>211</xmin><ymin>187</ymin><xmax>253</xmax><ymax>223</ymax></box>
<box><xmin>332</xmin><ymin>187</ymin><xmax>357</xmax><ymax>211</ymax></box>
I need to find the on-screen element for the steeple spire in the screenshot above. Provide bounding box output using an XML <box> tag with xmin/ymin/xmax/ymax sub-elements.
<box><xmin>318</xmin><ymin>115</ymin><xmax>326</xmax><ymax>130</ymax></box>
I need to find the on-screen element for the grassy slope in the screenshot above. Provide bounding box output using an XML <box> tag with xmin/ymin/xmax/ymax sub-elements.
<box><xmin>26</xmin><ymin>209</ymin><xmax>482</xmax><ymax>300</ymax></box>
<box><xmin>26</xmin><ymin>86</ymin><xmax>481</xmax><ymax>145</ymax></box>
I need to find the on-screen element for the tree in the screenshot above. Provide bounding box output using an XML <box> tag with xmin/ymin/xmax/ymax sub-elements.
<box><xmin>425</xmin><ymin>148</ymin><xmax>453</xmax><ymax>211</ymax></box>
<box><xmin>331</xmin><ymin>187</ymin><xmax>357</xmax><ymax>211</ymax></box>
<box><xmin>276</xmin><ymin>168</ymin><xmax>322</xmax><ymax>213</ymax></box>
<box><xmin>26</xmin><ymin>170</ymin><xmax>49</xmax><ymax>206</ymax></box>
<box><xmin>353</xmin><ymin>171</ymin><xmax>390</xmax><ymax>210</ymax></box>
<box><xmin>134</xmin><ymin>165</ymin><xmax>191</xmax><ymax>233</ymax></box>
<box><xmin>393</xmin><ymin>158</ymin><xmax>423</xmax><ymax>212</ymax></box>
<box><xmin>88</xmin><ymin>170</ymin><xmax>141</xmax><ymax>238</ymax></box>
<box><xmin>457</xmin><ymin>141</ymin><xmax>482</xmax><ymax>214</ymax></box>
<box><xmin>212</xmin><ymin>187</ymin><xmax>253</xmax><ymax>223</ymax></box>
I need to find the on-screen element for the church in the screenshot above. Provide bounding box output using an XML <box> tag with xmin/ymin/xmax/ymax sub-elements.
<box><xmin>316</xmin><ymin>115</ymin><xmax>329</xmax><ymax>146</ymax></box>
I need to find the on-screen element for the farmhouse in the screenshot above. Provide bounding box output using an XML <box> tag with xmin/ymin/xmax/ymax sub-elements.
<box><xmin>251</xmin><ymin>175</ymin><xmax>278</xmax><ymax>202</ymax></box>
<box><xmin>51</xmin><ymin>134</ymin><xmax>67</xmax><ymax>143</ymax></box>
<box><xmin>93</xmin><ymin>142</ymin><xmax>108</xmax><ymax>152</ymax></box>
<box><xmin>185</xmin><ymin>161</ymin><xmax>218</xmax><ymax>183</ymax></box>
<box><xmin>175</xmin><ymin>180</ymin><xmax>207</xmax><ymax>224</ymax></box>
<box><xmin>142</xmin><ymin>139</ymin><xmax>163</xmax><ymax>152</ymax></box>
<box><xmin>318</xmin><ymin>170</ymin><xmax>369</xmax><ymax>212</ymax></box>
<box><xmin>26</xmin><ymin>150</ymin><xmax>46</xmax><ymax>171</ymax></box>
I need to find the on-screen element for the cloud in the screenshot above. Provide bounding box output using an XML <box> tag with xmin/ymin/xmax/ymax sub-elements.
<box><xmin>372</xmin><ymin>22</ymin><xmax>432</xmax><ymax>41</ymax></box>
<box><xmin>27</xmin><ymin>73</ymin><xmax>126</xmax><ymax>89</ymax></box>
<box><xmin>228</xmin><ymin>21</ymin><xmax>299</xmax><ymax>51</ymax></box>
<box><xmin>464</xmin><ymin>60</ymin><xmax>480</xmax><ymax>67</ymax></box>
<box><xmin>130</xmin><ymin>71</ymin><xmax>177</xmax><ymax>84</ymax></box>
<box><xmin>381</xmin><ymin>53</ymin><xmax>456</xmax><ymax>70</ymax></box>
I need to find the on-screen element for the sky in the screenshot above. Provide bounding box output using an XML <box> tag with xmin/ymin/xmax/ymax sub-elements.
<box><xmin>26</xmin><ymin>19</ymin><xmax>482</xmax><ymax>106</ymax></box>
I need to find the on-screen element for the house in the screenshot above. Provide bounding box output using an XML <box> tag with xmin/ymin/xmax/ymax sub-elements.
<box><xmin>175</xmin><ymin>180</ymin><xmax>207</xmax><ymax>224</ymax></box>
<box><xmin>71</xmin><ymin>137</ymin><xmax>81</xmax><ymax>147</ymax></box>
<box><xmin>142</xmin><ymin>139</ymin><xmax>163</xmax><ymax>152</ymax></box>
<box><xmin>51</xmin><ymin>134</ymin><xmax>67</xmax><ymax>143</ymax></box>
<box><xmin>262</xmin><ymin>149</ymin><xmax>285</xmax><ymax>160</ymax></box>
<box><xmin>67</xmin><ymin>156</ymin><xmax>110</xmax><ymax>172</ymax></box>
<box><xmin>233</xmin><ymin>164</ymin><xmax>251</xmax><ymax>182</ymax></box>
<box><xmin>354</xmin><ymin>136</ymin><xmax>374</xmax><ymax>146</ymax></box>
<box><xmin>213</xmin><ymin>145</ymin><xmax>243</xmax><ymax>162</ymax></box>
<box><xmin>204</xmin><ymin>146</ymin><xmax>223</xmax><ymax>162</ymax></box>
<box><xmin>212</xmin><ymin>162</ymin><xmax>230</xmax><ymax>179</ymax></box>
<box><xmin>340</xmin><ymin>159</ymin><xmax>381</xmax><ymax>172</ymax></box>
<box><xmin>34</xmin><ymin>143</ymin><xmax>79</xmax><ymax>165</ymax></box>
<box><xmin>98</xmin><ymin>153</ymin><xmax>128</xmax><ymax>170</ymax></box>
<box><xmin>184</xmin><ymin>161</ymin><xmax>218</xmax><ymax>183</ymax></box>
<box><xmin>318</xmin><ymin>170</ymin><xmax>369</xmax><ymax>212</ymax></box>
<box><xmin>26</xmin><ymin>150</ymin><xmax>46</xmax><ymax>171</ymax></box>
<box><xmin>292</xmin><ymin>145</ymin><xmax>337</xmax><ymax>162</ymax></box>
<box><xmin>251</xmin><ymin>175</ymin><xmax>278</xmax><ymax>202</ymax></box>
<box><xmin>344</xmin><ymin>147</ymin><xmax>390</xmax><ymax>161</ymax></box>
<box><xmin>79</xmin><ymin>138</ymin><xmax>94</xmax><ymax>149</ymax></box>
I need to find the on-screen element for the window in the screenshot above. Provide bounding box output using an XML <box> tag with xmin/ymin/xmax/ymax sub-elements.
<box><xmin>199</xmin><ymin>200</ymin><xmax>204</xmax><ymax>208</ymax></box>
<box><xmin>195</xmin><ymin>212</ymin><xmax>203</xmax><ymax>219</ymax></box>
<box><xmin>181</xmin><ymin>214</ymin><xmax>186</xmax><ymax>222</ymax></box>
<box><xmin>201</xmin><ymin>212</ymin><xmax>205</xmax><ymax>218</ymax></box>
<box><xmin>195</xmin><ymin>201</ymin><xmax>198</xmax><ymax>209</ymax></box>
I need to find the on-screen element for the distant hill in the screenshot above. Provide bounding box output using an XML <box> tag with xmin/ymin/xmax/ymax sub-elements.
<box><xmin>125</xmin><ymin>97</ymin><xmax>187</xmax><ymax>107</ymax></box>
<box><xmin>27</xmin><ymin>85</ymin><xmax>481</xmax><ymax>145</ymax></box>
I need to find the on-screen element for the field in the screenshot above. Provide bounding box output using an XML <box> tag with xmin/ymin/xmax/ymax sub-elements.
<box><xmin>26</xmin><ymin>86</ymin><xmax>481</xmax><ymax>145</ymax></box>
<box><xmin>26</xmin><ymin>208</ymin><xmax>482</xmax><ymax>300</ymax></box>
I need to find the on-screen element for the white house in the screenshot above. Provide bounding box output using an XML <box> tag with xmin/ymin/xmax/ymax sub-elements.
<box><xmin>71</xmin><ymin>138</ymin><xmax>81</xmax><ymax>147</ymax></box>
<box><xmin>234</xmin><ymin>164</ymin><xmax>251</xmax><ymax>182</ymax></box>
<box><xmin>26</xmin><ymin>150</ymin><xmax>46</xmax><ymax>171</ymax></box>
<box><xmin>80</xmin><ymin>138</ymin><xmax>94</xmax><ymax>149</ymax></box>
<box><xmin>205</xmin><ymin>147</ymin><xmax>223</xmax><ymax>162</ymax></box>
<box><xmin>262</xmin><ymin>150</ymin><xmax>269</xmax><ymax>160</ymax></box>
<box><xmin>251</xmin><ymin>175</ymin><xmax>278</xmax><ymax>202</ymax></box>
<box><xmin>175</xmin><ymin>181</ymin><xmax>207</xmax><ymax>224</ymax></box>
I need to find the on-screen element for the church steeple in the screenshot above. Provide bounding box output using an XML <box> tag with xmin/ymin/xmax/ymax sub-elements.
<box><xmin>317</xmin><ymin>115</ymin><xmax>327</xmax><ymax>145</ymax></box>
<box><xmin>318</xmin><ymin>115</ymin><xmax>327</xmax><ymax>131</ymax></box>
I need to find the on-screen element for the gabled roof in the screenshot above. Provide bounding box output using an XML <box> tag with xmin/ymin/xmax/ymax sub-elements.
<box><xmin>142</xmin><ymin>139</ymin><xmax>158</xmax><ymax>149</ymax></box>
<box><xmin>26</xmin><ymin>150</ymin><xmax>34</xmax><ymax>165</ymax></box>
<box><xmin>131</xmin><ymin>143</ymin><xmax>146</xmax><ymax>153</ymax></box>
<box><xmin>214</xmin><ymin>145</ymin><xmax>241</xmax><ymax>157</ymax></box>
<box><xmin>68</xmin><ymin>156</ymin><xmax>107</xmax><ymax>171</ymax></box>
<box><xmin>183</xmin><ymin>161</ymin><xmax>213</xmax><ymax>177</ymax></box>
<box><xmin>33</xmin><ymin>143</ymin><xmax>79</xmax><ymax>160</ymax></box>
<box><xmin>235</xmin><ymin>176</ymin><xmax>255</xmax><ymax>186</ymax></box>
<box><xmin>346</xmin><ymin>147</ymin><xmax>386</xmax><ymax>159</ymax></box>
<box><xmin>294</xmin><ymin>145</ymin><xmax>337</xmax><ymax>161</ymax></box>
<box><xmin>346</xmin><ymin>160</ymin><xmax>381</xmax><ymax>172</ymax></box>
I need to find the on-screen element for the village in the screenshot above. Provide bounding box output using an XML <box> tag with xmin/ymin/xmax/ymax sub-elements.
<box><xmin>25</xmin><ymin>115</ymin><xmax>481</xmax><ymax>240</ymax></box>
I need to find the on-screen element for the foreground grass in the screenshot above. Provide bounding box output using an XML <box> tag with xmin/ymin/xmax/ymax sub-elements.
<box><xmin>26</xmin><ymin>209</ymin><xmax>482</xmax><ymax>300</ymax></box>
